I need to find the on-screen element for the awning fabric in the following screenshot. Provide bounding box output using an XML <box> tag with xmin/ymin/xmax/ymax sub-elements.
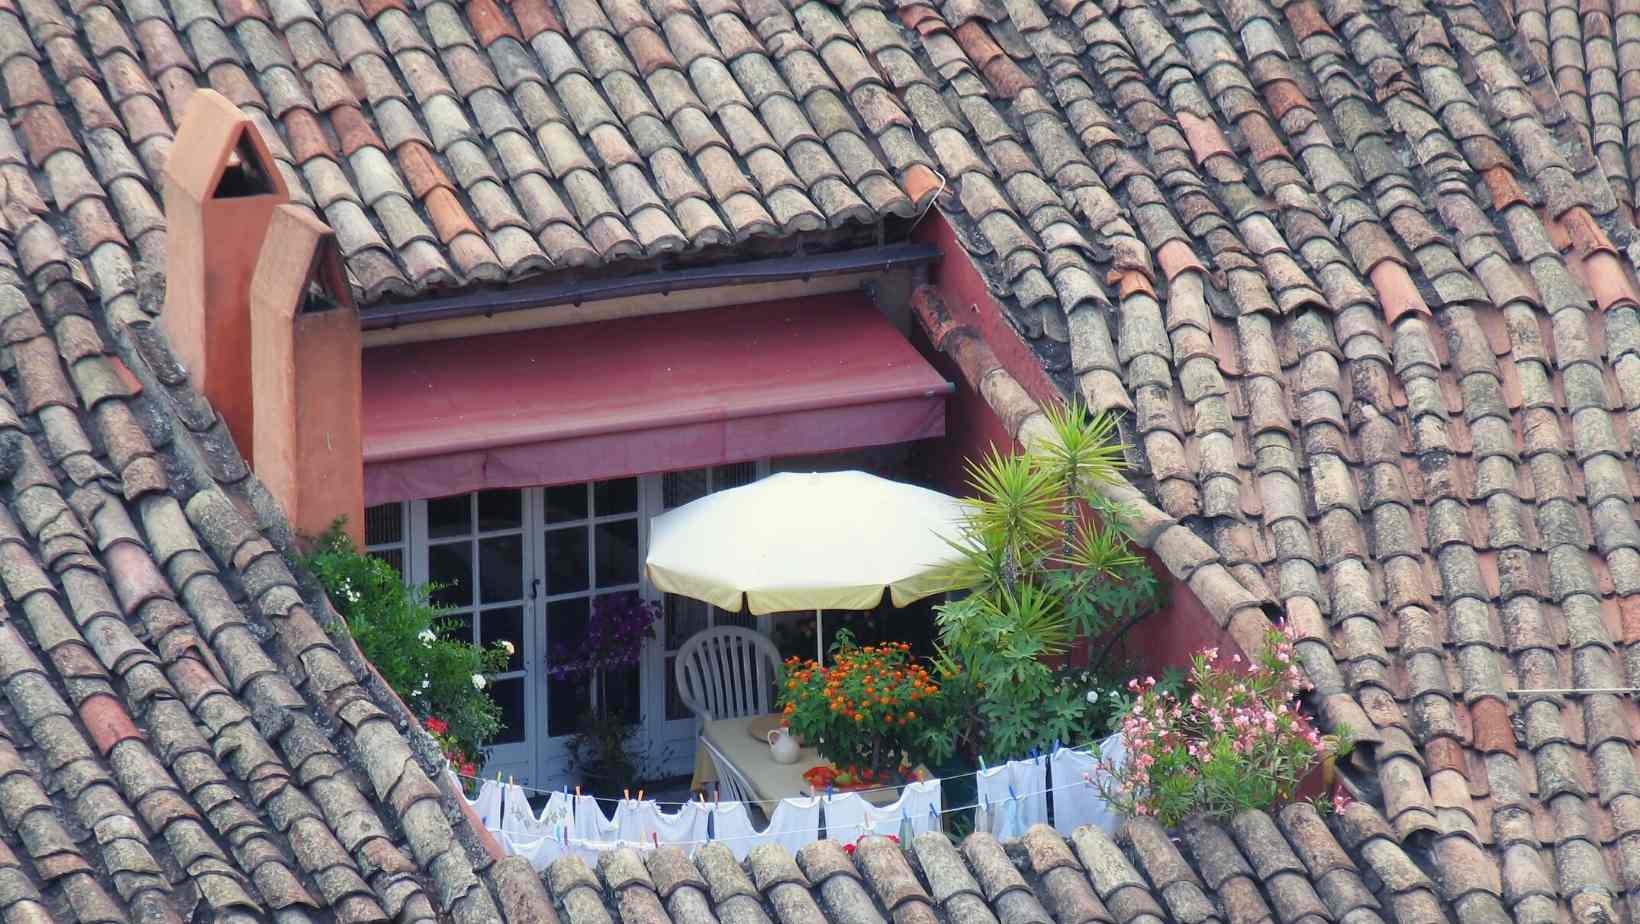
<box><xmin>362</xmin><ymin>294</ymin><xmax>953</xmax><ymax>504</ymax></box>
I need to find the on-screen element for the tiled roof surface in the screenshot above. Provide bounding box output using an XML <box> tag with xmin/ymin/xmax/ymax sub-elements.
<box><xmin>2</xmin><ymin>0</ymin><xmax>1639</xmax><ymax>919</ymax></box>
<box><xmin>548</xmin><ymin>814</ymin><xmax>1455</xmax><ymax>924</ymax></box>
<box><xmin>0</xmin><ymin>0</ymin><xmax>937</xmax><ymax>306</ymax></box>
<box><xmin>0</xmin><ymin>113</ymin><xmax>553</xmax><ymax>924</ymax></box>
<box><xmin>1518</xmin><ymin>0</ymin><xmax>1640</xmax><ymax>229</ymax></box>
<box><xmin>895</xmin><ymin>0</ymin><xmax>1640</xmax><ymax>914</ymax></box>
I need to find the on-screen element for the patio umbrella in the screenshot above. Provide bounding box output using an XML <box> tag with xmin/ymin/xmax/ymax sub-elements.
<box><xmin>645</xmin><ymin>471</ymin><xmax>969</xmax><ymax>661</ymax></box>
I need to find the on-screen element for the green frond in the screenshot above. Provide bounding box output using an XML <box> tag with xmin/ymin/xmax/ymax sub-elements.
<box><xmin>1040</xmin><ymin>401</ymin><xmax>1129</xmax><ymax>493</ymax></box>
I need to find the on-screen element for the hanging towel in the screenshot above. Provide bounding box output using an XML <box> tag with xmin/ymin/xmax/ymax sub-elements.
<box><xmin>620</xmin><ymin>800</ymin><xmax>711</xmax><ymax>851</ymax></box>
<box><xmin>975</xmin><ymin>760</ymin><xmax>1045</xmax><ymax>839</ymax></box>
<box><xmin>711</xmin><ymin>797</ymin><xmax>822</xmax><ymax>860</ymax></box>
<box><xmin>501</xmin><ymin>830</ymin><xmax>568</xmax><ymax>871</ymax></box>
<box><xmin>1049</xmin><ymin>736</ymin><xmax>1123</xmax><ymax>835</ymax></box>
<box><xmin>570</xmin><ymin>794</ymin><xmax>624</xmax><ymax>860</ymax></box>
<box><xmin>859</xmin><ymin>779</ymin><xmax>942</xmax><ymax>840</ymax></box>
<box><xmin>500</xmin><ymin>785</ymin><xmax>574</xmax><ymax>840</ymax></box>
<box><xmin>974</xmin><ymin>765</ymin><xmax>1012</xmax><ymax>838</ymax></box>
<box><xmin>464</xmin><ymin>778</ymin><xmax>504</xmax><ymax>832</ymax></box>
<box><xmin>821</xmin><ymin>791</ymin><xmax>871</xmax><ymax>844</ymax></box>
<box><xmin>1012</xmin><ymin>757</ymin><xmax>1049</xmax><ymax>829</ymax></box>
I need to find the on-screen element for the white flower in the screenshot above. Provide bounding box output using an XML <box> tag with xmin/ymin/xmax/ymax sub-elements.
<box><xmin>420</xmin><ymin>679</ymin><xmax>431</xmax><ymax>692</ymax></box>
<box><xmin>417</xmin><ymin>629</ymin><xmax>436</xmax><ymax>645</ymax></box>
<box><xmin>501</xmin><ymin>640</ymin><xmax>516</xmax><ymax>656</ymax></box>
<box><xmin>471</xmin><ymin>674</ymin><xmax>487</xmax><ymax>690</ymax></box>
<box><xmin>1086</xmin><ymin>689</ymin><xmax>1100</xmax><ymax>705</ymax></box>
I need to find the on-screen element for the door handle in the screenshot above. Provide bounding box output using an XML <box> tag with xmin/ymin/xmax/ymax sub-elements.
<box><xmin>531</xmin><ymin>578</ymin><xmax>541</xmax><ymax>600</ymax></box>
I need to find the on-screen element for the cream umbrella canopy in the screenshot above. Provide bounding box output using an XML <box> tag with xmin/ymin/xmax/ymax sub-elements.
<box><xmin>644</xmin><ymin>471</ymin><xmax>969</xmax><ymax>660</ymax></box>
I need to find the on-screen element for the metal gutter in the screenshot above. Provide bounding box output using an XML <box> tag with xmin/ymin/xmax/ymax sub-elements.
<box><xmin>359</xmin><ymin>242</ymin><xmax>943</xmax><ymax>330</ymax></box>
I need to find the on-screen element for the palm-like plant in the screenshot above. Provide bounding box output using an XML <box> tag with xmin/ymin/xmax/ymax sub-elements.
<box><xmin>934</xmin><ymin>401</ymin><xmax>1159</xmax><ymax>761</ymax></box>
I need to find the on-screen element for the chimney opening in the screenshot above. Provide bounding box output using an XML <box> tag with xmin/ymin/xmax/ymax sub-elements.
<box><xmin>297</xmin><ymin>238</ymin><xmax>352</xmax><ymax>315</ymax></box>
<box><xmin>213</xmin><ymin>135</ymin><xmax>274</xmax><ymax>199</ymax></box>
<box><xmin>300</xmin><ymin>279</ymin><xmax>339</xmax><ymax>314</ymax></box>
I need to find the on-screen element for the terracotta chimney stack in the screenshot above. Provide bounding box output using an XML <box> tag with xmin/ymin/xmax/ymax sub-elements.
<box><xmin>251</xmin><ymin>205</ymin><xmax>364</xmax><ymax>546</ymax></box>
<box><xmin>162</xmin><ymin>89</ymin><xmax>289</xmax><ymax>460</ymax></box>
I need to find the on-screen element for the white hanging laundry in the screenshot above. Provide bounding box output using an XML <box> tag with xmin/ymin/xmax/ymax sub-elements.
<box><xmin>500</xmin><ymin>785</ymin><xmax>573</xmax><ymax>840</ymax></box>
<box><xmin>573</xmin><ymin>794</ymin><xmax>621</xmax><ymax>842</ymax></box>
<box><xmin>570</xmin><ymin>794</ymin><xmax>625</xmax><ymax>861</ymax></box>
<box><xmin>975</xmin><ymin>759</ymin><xmax>1045</xmax><ymax>839</ymax></box>
<box><xmin>501</xmin><ymin>830</ymin><xmax>569</xmax><ymax>871</ymax></box>
<box><xmin>619</xmin><ymin>800</ymin><xmax>711</xmax><ymax>851</ymax></box>
<box><xmin>821</xmin><ymin>791</ymin><xmax>871</xmax><ymax>844</ymax></box>
<box><xmin>1049</xmin><ymin>736</ymin><xmax>1123</xmax><ymax>835</ymax></box>
<box><xmin>1011</xmin><ymin>757</ymin><xmax>1049</xmax><ymax>829</ymax></box>
<box><xmin>711</xmin><ymin>797</ymin><xmax>823</xmax><ymax>860</ymax></box>
<box><xmin>766</xmin><ymin>796</ymin><xmax>822</xmax><ymax>855</ymax></box>
<box><xmin>860</xmin><ymin>779</ymin><xmax>942</xmax><ymax>840</ymax></box>
<box><xmin>974</xmin><ymin>764</ymin><xmax>1008</xmax><ymax>837</ymax></box>
<box><xmin>463</xmin><ymin>778</ymin><xmax>504</xmax><ymax>832</ymax></box>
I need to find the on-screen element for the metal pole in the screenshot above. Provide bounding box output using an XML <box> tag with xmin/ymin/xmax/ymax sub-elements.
<box><xmin>816</xmin><ymin>609</ymin><xmax>824</xmax><ymax>664</ymax></box>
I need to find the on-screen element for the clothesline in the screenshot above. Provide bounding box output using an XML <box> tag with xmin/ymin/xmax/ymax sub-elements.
<box><xmin>451</xmin><ymin>740</ymin><xmax>1102</xmax><ymax>807</ymax></box>
<box><xmin>508</xmin><ymin>779</ymin><xmax>1093</xmax><ymax>850</ymax></box>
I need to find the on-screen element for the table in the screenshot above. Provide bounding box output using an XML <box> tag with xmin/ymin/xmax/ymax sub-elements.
<box><xmin>690</xmin><ymin>715</ymin><xmax>906</xmax><ymax>807</ymax></box>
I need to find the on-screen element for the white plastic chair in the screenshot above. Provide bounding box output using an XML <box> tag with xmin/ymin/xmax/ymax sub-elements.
<box><xmin>675</xmin><ymin>626</ymin><xmax>783</xmax><ymax>721</ymax></box>
<box><xmin>676</xmin><ymin>627</ymin><xmax>782</xmax><ymax>804</ymax></box>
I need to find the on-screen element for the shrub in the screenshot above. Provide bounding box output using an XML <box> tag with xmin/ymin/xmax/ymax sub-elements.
<box><xmin>1098</xmin><ymin>628</ymin><xmax>1346</xmax><ymax>827</ymax></box>
<box><xmin>304</xmin><ymin>524</ymin><xmax>510</xmax><ymax>766</ymax></box>
<box><xmin>778</xmin><ymin>633</ymin><xmax>955</xmax><ymax>775</ymax></box>
<box><xmin>935</xmin><ymin>402</ymin><xmax>1158</xmax><ymax>761</ymax></box>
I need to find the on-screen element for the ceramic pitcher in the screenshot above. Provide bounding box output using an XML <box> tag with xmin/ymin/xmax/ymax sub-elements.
<box><xmin>767</xmin><ymin>727</ymin><xmax>801</xmax><ymax>764</ymax></box>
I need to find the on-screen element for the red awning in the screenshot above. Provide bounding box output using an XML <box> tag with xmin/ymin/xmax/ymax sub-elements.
<box><xmin>363</xmin><ymin>295</ymin><xmax>953</xmax><ymax>504</ymax></box>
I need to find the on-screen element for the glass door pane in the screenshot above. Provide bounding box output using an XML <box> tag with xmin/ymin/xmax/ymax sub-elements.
<box><xmin>539</xmin><ymin>478</ymin><xmax>645</xmax><ymax>786</ymax></box>
<box><xmin>424</xmin><ymin>490</ymin><xmax>534</xmax><ymax>785</ymax></box>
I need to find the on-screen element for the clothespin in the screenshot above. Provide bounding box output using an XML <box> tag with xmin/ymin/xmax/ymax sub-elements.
<box><xmin>1052</xmin><ymin>740</ymin><xmax>1061</xmax><ymax>755</ymax></box>
<box><xmin>979</xmin><ymin>755</ymin><xmax>987</xmax><ymax>771</ymax></box>
<box><xmin>637</xmin><ymin>789</ymin><xmax>645</xmax><ymax>802</ymax></box>
<box><xmin>653</xmin><ymin>832</ymin><xmax>660</xmax><ymax>848</ymax></box>
<box><xmin>509</xmin><ymin>775</ymin><xmax>515</xmax><ymax>786</ymax></box>
<box><xmin>575</xmin><ymin>786</ymin><xmax>582</xmax><ymax>798</ymax></box>
<box><xmin>496</xmin><ymin>771</ymin><xmax>503</xmax><ymax>783</ymax></box>
<box><xmin>1008</xmin><ymin>784</ymin><xmax>1017</xmax><ymax>802</ymax></box>
<box><xmin>827</xmin><ymin>784</ymin><xmax>835</xmax><ymax>799</ymax></box>
<box><xmin>624</xmin><ymin>789</ymin><xmax>630</xmax><ymax>801</ymax></box>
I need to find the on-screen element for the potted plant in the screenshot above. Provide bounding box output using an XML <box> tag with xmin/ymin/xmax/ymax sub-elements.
<box><xmin>1097</xmin><ymin>628</ymin><xmax>1352</xmax><ymax>825</ymax></box>
<box><xmin>778</xmin><ymin>631</ymin><xmax>954</xmax><ymax>789</ymax></box>
<box><xmin>546</xmin><ymin>591</ymin><xmax>661</xmax><ymax>797</ymax></box>
<box><xmin>933</xmin><ymin>402</ymin><xmax>1158</xmax><ymax>763</ymax></box>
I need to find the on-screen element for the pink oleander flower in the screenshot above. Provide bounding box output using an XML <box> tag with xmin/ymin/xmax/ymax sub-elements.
<box><xmin>1096</xmin><ymin>629</ymin><xmax>1336</xmax><ymax>828</ymax></box>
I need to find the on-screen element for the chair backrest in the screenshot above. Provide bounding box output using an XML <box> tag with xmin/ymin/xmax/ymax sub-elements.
<box><xmin>674</xmin><ymin>626</ymin><xmax>782</xmax><ymax>721</ymax></box>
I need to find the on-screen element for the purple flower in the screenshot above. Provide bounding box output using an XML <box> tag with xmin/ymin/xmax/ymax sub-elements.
<box><xmin>546</xmin><ymin>591</ymin><xmax>661</xmax><ymax>678</ymax></box>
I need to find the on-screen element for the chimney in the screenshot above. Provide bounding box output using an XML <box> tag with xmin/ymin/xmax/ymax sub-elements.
<box><xmin>162</xmin><ymin>89</ymin><xmax>289</xmax><ymax>460</ymax></box>
<box><xmin>250</xmin><ymin>205</ymin><xmax>364</xmax><ymax>547</ymax></box>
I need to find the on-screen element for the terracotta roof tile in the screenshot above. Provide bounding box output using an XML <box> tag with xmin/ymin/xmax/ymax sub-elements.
<box><xmin>17</xmin><ymin>0</ymin><xmax>1640</xmax><ymax>918</ymax></box>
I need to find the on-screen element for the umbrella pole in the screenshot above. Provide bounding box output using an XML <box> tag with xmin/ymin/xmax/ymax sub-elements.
<box><xmin>816</xmin><ymin>609</ymin><xmax>824</xmax><ymax>664</ymax></box>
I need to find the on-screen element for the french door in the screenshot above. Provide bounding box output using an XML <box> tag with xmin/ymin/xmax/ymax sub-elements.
<box><xmin>365</xmin><ymin>466</ymin><xmax>766</xmax><ymax>787</ymax></box>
